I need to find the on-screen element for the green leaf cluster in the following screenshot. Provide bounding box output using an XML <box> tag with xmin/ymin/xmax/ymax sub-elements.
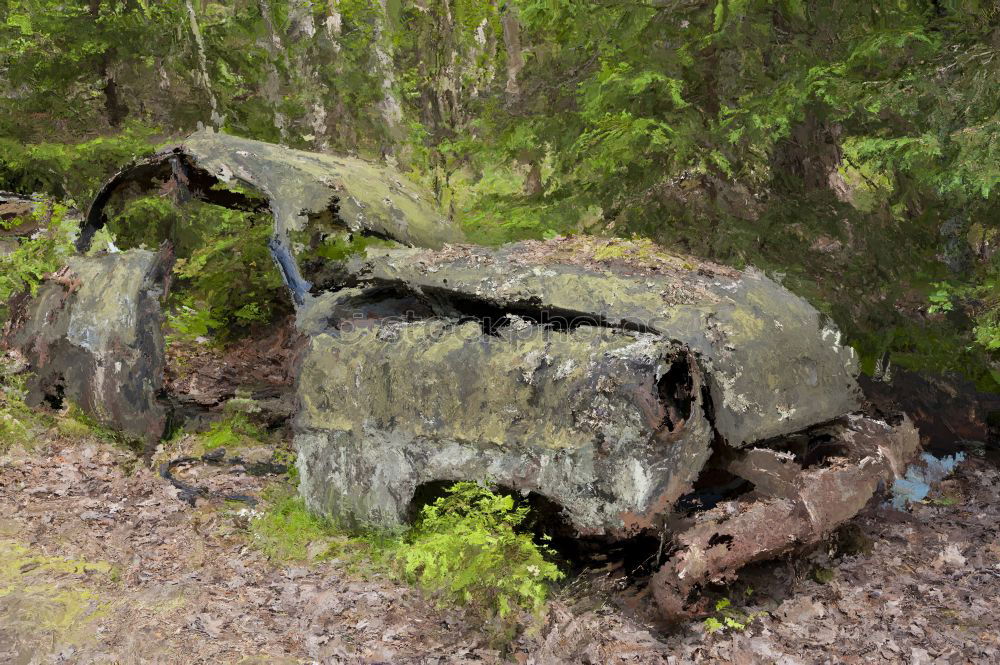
<box><xmin>394</xmin><ymin>482</ymin><xmax>563</xmax><ymax>620</ymax></box>
<box><xmin>167</xmin><ymin>204</ymin><xmax>286</xmax><ymax>339</ymax></box>
<box><xmin>105</xmin><ymin>196</ymin><xmax>289</xmax><ymax>344</ymax></box>
<box><xmin>702</xmin><ymin>597</ymin><xmax>767</xmax><ymax>635</ymax></box>
<box><xmin>0</xmin><ymin>198</ymin><xmax>75</xmax><ymax>321</ymax></box>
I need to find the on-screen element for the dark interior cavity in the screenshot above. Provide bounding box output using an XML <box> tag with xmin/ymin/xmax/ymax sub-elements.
<box><xmin>676</xmin><ymin>467</ymin><xmax>754</xmax><ymax>514</ymax></box>
<box><xmin>42</xmin><ymin>378</ymin><xmax>65</xmax><ymax>411</ymax></box>
<box><xmin>350</xmin><ymin>278</ymin><xmax>660</xmax><ymax>337</ymax></box>
<box><xmin>658</xmin><ymin>359</ymin><xmax>694</xmax><ymax>432</ymax></box>
<box><xmin>707</xmin><ymin>532</ymin><xmax>735</xmax><ymax>549</ymax></box>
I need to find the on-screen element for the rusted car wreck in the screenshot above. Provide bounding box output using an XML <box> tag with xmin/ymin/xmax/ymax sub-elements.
<box><xmin>1</xmin><ymin>130</ymin><xmax>920</xmax><ymax>619</ymax></box>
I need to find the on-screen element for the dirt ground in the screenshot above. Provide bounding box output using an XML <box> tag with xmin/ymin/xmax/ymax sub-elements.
<box><xmin>1</xmin><ymin>430</ymin><xmax>998</xmax><ymax>664</ymax></box>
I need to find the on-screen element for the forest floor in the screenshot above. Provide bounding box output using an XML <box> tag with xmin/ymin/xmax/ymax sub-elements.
<box><xmin>1</xmin><ymin>426</ymin><xmax>998</xmax><ymax>665</ymax></box>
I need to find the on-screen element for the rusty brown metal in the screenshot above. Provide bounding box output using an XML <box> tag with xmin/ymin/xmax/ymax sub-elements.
<box><xmin>651</xmin><ymin>415</ymin><xmax>921</xmax><ymax>620</ymax></box>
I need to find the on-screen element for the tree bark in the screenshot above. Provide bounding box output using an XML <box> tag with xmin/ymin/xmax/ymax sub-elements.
<box><xmin>87</xmin><ymin>0</ymin><xmax>128</xmax><ymax>127</ymax></box>
<box><xmin>256</xmin><ymin>0</ymin><xmax>289</xmax><ymax>141</ymax></box>
<box><xmin>501</xmin><ymin>5</ymin><xmax>525</xmax><ymax>96</ymax></box>
<box><xmin>374</xmin><ymin>0</ymin><xmax>404</xmax><ymax>143</ymax></box>
<box><xmin>769</xmin><ymin>110</ymin><xmax>847</xmax><ymax>197</ymax></box>
<box><xmin>288</xmin><ymin>0</ymin><xmax>329</xmax><ymax>150</ymax></box>
<box><xmin>185</xmin><ymin>0</ymin><xmax>223</xmax><ymax>128</ymax></box>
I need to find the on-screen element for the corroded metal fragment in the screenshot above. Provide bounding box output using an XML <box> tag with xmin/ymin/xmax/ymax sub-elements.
<box><xmin>294</xmin><ymin>236</ymin><xmax>866</xmax><ymax>534</ymax></box>
<box><xmin>650</xmin><ymin>415</ymin><xmax>920</xmax><ymax>620</ymax></box>
<box><xmin>3</xmin><ymin>249</ymin><xmax>170</xmax><ymax>445</ymax></box>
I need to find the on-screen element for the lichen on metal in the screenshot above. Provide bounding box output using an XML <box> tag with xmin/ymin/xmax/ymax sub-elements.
<box><xmin>295</xmin><ymin>313</ymin><xmax>713</xmax><ymax>532</ymax></box>
<box><xmin>3</xmin><ymin>249</ymin><xmax>170</xmax><ymax>445</ymax></box>
<box><xmin>332</xmin><ymin>236</ymin><xmax>862</xmax><ymax>446</ymax></box>
<box><xmin>290</xmin><ymin>235</ymin><xmax>871</xmax><ymax>535</ymax></box>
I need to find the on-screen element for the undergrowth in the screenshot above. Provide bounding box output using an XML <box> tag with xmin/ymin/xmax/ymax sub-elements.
<box><xmin>56</xmin><ymin>404</ymin><xmax>143</xmax><ymax>452</ymax></box>
<box><xmin>248</xmin><ymin>488</ymin><xmax>343</xmax><ymax>562</ymax></box>
<box><xmin>394</xmin><ymin>482</ymin><xmax>564</xmax><ymax>621</ymax></box>
<box><xmin>246</xmin><ymin>480</ymin><xmax>564</xmax><ymax>634</ymax></box>
<box><xmin>0</xmin><ymin>126</ymin><xmax>162</xmax><ymax>203</ymax></box>
<box><xmin>702</xmin><ymin>597</ymin><xmax>768</xmax><ymax>635</ymax></box>
<box><xmin>107</xmin><ymin>196</ymin><xmax>288</xmax><ymax>345</ymax></box>
<box><xmin>0</xmin><ymin>197</ymin><xmax>76</xmax><ymax>323</ymax></box>
<box><xmin>195</xmin><ymin>412</ymin><xmax>267</xmax><ymax>452</ymax></box>
<box><xmin>0</xmin><ymin>368</ymin><xmax>50</xmax><ymax>452</ymax></box>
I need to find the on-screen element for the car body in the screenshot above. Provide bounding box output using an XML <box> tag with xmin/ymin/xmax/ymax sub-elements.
<box><xmin>2</xmin><ymin>131</ymin><xmax>920</xmax><ymax>618</ymax></box>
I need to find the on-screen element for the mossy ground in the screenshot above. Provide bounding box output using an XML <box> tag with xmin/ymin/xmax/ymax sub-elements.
<box><xmin>0</xmin><ymin>539</ymin><xmax>114</xmax><ymax>651</ymax></box>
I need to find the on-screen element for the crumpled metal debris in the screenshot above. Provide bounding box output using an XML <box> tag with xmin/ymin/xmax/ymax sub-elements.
<box><xmin>82</xmin><ymin>129</ymin><xmax>463</xmax><ymax>304</ymax></box>
<box><xmin>651</xmin><ymin>415</ymin><xmax>920</xmax><ymax>619</ymax></box>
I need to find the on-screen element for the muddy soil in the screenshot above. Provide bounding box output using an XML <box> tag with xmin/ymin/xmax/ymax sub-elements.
<box><xmin>1</xmin><ymin>430</ymin><xmax>998</xmax><ymax>664</ymax></box>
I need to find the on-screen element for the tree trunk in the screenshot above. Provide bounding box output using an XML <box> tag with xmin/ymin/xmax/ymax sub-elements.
<box><xmin>87</xmin><ymin>0</ymin><xmax>128</xmax><ymax>127</ymax></box>
<box><xmin>256</xmin><ymin>0</ymin><xmax>289</xmax><ymax>141</ymax></box>
<box><xmin>374</xmin><ymin>0</ymin><xmax>404</xmax><ymax>145</ymax></box>
<box><xmin>769</xmin><ymin>110</ymin><xmax>847</xmax><ymax>197</ymax></box>
<box><xmin>184</xmin><ymin>0</ymin><xmax>223</xmax><ymax>128</ymax></box>
<box><xmin>100</xmin><ymin>53</ymin><xmax>128</xmax><ymax>127</ymax></box>
<box><xmin>501</xmin><ymin>5</ymin><xmax>525</xmax><ymax>97</ymax></box>
<box><xmin>288</xmin><ymin>0</ymin><xmax>329</xmax><ymax>150</ymax></box>
<box><xmin>524</xmin><ymin>160</ymin><xmax>543</xmax><ymax>197</ymax></box>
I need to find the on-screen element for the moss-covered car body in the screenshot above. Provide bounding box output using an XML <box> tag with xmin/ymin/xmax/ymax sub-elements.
<box><xmin>2</xmin><ymin>131</ymin><xmax>919</xmax><ymax>619</ymax></box>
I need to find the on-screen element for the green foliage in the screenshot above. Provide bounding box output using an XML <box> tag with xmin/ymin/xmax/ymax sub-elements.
<box><xmin>0</xmin><ymin>198</ymin><xmax>75</xmax><ymax>322</ymax></box>
<box><xmin>393</xmin><ymin>482</ymin><xmax>563</xmax><ymax>620</ymax></box>
<box><xmin>57</xmin><ymin>403</ymin><xmax>140</xmax><ymax>450</ymax></box>
<box><xmin>967</xmin><ymin>265</ymin><xmax>1000</xmax><ymax>353</ymax></box>
<box><xmin>919</xmin><ymin>257</ymin><xmax>1000</xmax><ymax>363</ymax></box>
<box><xmin>271</xmin><ymin>448</ymin><xmax>299</xmax><ymax>484</ymax></box>
<box><xmin>0</xmin><ymin>1</ymin><xmax>180</xmax><ymax>138</ymax></box>
<box><xmin>196</xmin><ymin>412</ymin><xmax>266</xmax><ymax>452</ymax></box>
<box><xmin>974</xmin><ymin>312</ymin><xmax>1000</xmax><ymax>352</ymax></box>
<box><xmin>0</xmin><ymin>126</ymin><xmax>161</xmax><ymax>202</ymax></box>
<box><xmin>245</xmin><ymin>479</ymin><xmax>564</xmax><ymax>636</ymax></box>
<box><xmin>928</xmin><ymin>283</ymin><xmax>955</xmax><ymax>314</ymax></box>
<box><xmin>0</xmin><ymin>367</ymin><xmax>50</xmax><ymax>452</ymax></box>
<box><xmin>103</xmin><ymin>195</ymin><xmax>288</xmax><ymax>344</ymax></box>
<box><xmin>167</xmin><ymin>203</ymin><xmax>287</xmax><ymax>338</ymax></box>
<box><xmin>249</xmin><ymin>490</ymin><xmax>339</xmax><ymax>562</ymax></box>
<box><xmin>165</xmin><ymin>303</ymin><xmax>224</xmax><ymax>346</ymax></box>
<box><xmin>702</xmin><ymin>597</ymin><xmax>767</xmax><ymax>635</ymax></box>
